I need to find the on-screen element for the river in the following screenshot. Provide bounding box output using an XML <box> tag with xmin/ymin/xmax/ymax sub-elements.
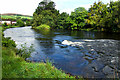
<box><xmin>4</xmin><ymin>26</ymin><xmax>120</xmax><ymax>78</ymax></box>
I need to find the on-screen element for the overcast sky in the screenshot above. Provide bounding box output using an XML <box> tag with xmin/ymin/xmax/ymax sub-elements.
<box><xmin>0</xmin><ymin>0</ymin><xmax>118</xmax><ymax>16</ymax></box>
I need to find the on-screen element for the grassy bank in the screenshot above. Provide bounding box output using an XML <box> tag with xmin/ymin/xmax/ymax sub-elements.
<box><xmin>2</xmin><ymin>47</ymin><xmax>76</xmax><ymax>78</ymax></box>
<box><xmin>2</xmin><ymin>27</ymin><xmax>83</xmax><ymax>79</ymax></box>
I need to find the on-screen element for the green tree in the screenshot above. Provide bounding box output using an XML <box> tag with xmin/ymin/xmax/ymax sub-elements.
<box><xmin>69</xmin><ymin>7</ymin><xmax>87</xmax><ymax>30</ymax></box>
<box><xmin>32</xmin><ymin>1</ymin><xmax>59</xmax><ymax>29</ymax></box>
<box><xmin>56</xmin><ymin>7</ymin><xmax>87</xmax><ymax>30</ymax></box>
<box><xmin>45</xmin><ymin>1</ymin><xmax>55</xmax><ymax>10</ymax></box>
<box><xmin>26</xmin><ymin>20</ymin><xmax>31</xmax><ymax>26</ymax></box>
<box><xmin>16</xmin><ymin>19</ymin><xmax>25</xmax><ymax>27</ymax></box>
<box><xmin>57</xmin><ymin>12</ymin><xmax>69</xmax><ymax>29</ymax></box>
<box><xmin>74</xmin><ymin>7</ymin><xmax>87</xmax><ymax>13</ymax></box>
<box><xmin>105</xmin><ymin>1</ymin><xmax>120</xmax><ymax>32</ymax></box>
<box><xmin>86</xmin><ymin>1</ymin><xmax>120</xmax><ymax>32</ymax></box>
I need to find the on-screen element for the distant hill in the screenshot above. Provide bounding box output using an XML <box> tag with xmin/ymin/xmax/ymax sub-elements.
<box><xmin>2</xmin><ymin>13</ymin><xmax>32</xmax><ymax>17</ymax></box>
<box><xmin>1</xmin><ymin>13</ymin><xmax>33</xmax><ymax>20</ymax></box>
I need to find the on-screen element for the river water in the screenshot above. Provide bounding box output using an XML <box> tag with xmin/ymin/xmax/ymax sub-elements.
<box><xmin>4</xmin><ymin>26</ymin><xmax>120</xmax><ymax>78</ymax></box>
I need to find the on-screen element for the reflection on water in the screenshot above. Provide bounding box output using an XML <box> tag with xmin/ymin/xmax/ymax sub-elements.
<box><xmin>4</xmin><ymin>26</ymin><xmax>120</xmax><ymax>78</ymax></box>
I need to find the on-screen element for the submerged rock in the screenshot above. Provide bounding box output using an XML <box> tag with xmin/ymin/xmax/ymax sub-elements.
<box><xmin>92</xmin><ymin>67</ymin><xmax>99</xmax><ymax>72</ymax></box>
<box><xmin>55</xmin><ymin>40</ymin><xmax>61</xmax><ymax>44</ymax></box>
<box><xmin>83</xmin><ymin>56</ymin><xmax>94</xmax><ymax>63</ymax></box>
<box><xmin>59</xmin><ymin>45</ymin><xmax>68</xmax><ymax>48</ymax></box>
<box><xmin>102</xmin><ymin>66</ymin><xmax>114</xmax><ymax>75</ymax></box>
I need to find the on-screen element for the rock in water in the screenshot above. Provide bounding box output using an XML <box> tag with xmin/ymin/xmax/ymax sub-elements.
<box><xmin>62</xmin><ymin>40</ymin><xmax>84</xmax><ymax>47</ymax></box>
<box><xmin>59</xmin><ymin>45</ymin><xmax>68</xmax><ymax>48</ymax></box>
<box><xmin>62</xmin><ymin>40</ymin><xmax>73</xmax><ymax>45</ymax></box>
<box><xmin>102</xmin><ymin>66</ymin><xmax>114</xmax><ymax>75</ymax></box>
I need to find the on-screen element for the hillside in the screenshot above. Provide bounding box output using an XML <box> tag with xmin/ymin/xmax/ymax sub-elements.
<box><xmin>1</xmin><ymin>13</ymin><xmax>33</xmax><ymax>20</ymax></box>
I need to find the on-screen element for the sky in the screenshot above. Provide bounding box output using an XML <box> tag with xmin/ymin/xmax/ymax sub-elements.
<box><xmin>0</xmin><ymin>0</ymin><xmax>118</xmax><ymax>16</ymax></box>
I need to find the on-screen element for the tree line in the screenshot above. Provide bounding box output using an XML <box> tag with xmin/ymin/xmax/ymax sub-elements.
<box><xmin>32</xmin><ymin>0</ymin><xmax>120</xmax><ymax>32</ymax></box>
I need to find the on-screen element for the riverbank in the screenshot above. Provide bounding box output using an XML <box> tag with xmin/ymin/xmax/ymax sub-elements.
<box><xmin>2</xmin><ymin>27</ymin><xmax>82</xmax><ymax>79</ymax></box>
<box><xmin>2</xmin><ymin>47</ymin><xmax>76</xmax><ymax>78</ymax></box>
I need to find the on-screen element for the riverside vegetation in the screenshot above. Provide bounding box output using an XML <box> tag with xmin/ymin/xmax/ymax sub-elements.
<box><xmin>2</xmin><ymin>18</ymin><xmax>32</xmax><ymax>31</ymax></box>
<box><xmin>33</xmin><ymin>0</ymin><xmax>120</xmax><ymax>32</ymax></box>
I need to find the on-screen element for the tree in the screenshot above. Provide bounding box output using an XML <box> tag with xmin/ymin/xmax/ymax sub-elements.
<box><xmin>106</xmin><ymin>1</ymin><xmax>120</xmax><ymax>32</ymax></box>
<box><xmin>45</xmin><ymin>1</ymin><xmax>55</xmax><ymax>10</ymax></box>
<box><xmin>16</xmin><ymin>19</ymin><xmax>25</xmax><ymax>27</ymax></box>
<box><xmin>33</xmin><ymin>0</ymin><xmax>120</xmax><ymax>32</ymax></box>
<box><xmin>33</xmin><ymin>1</ymin><xmax>59</xmax><ymax>29</ymax></box>
<box><xmin>86</xmin><ymin>1</ymin><xmax>108</xmax><ymax>30</ymax></box>
<box><xmin>57</xmin><ymin>12</ymin><xmax>69</xmax><ymax>29</ymax></box>
<box><xmin>74</xmin><ymin>7</ymin><xmax>87</xmax><ymax>13</ymax></box>
<box><xmin>86</xmin><ymin>1</ymin><xmax>120</xmax><ymax>32</ymax></box>
<box><xmin>26</xmin><ymin>20</ymin><xmax>31</xmax><ymax>26</ymax></box>
<box><xmin>69</xmin><ymin>7</ymin><xmax>87</xmax><ymax>30</ymax></box>
<box><xmin>56</xmin><ymin>7</ymin><xmax>87</xmax><ymax>30</ymax></box>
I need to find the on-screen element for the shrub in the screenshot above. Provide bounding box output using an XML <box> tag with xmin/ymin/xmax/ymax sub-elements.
<box><xmin>2</xmin><ymin>37</ymin><xmax>16</xmax><ymax>47</ymax></box>
<box><xmin>2</xmin><ymin>22</ymin><xmax>8</xmax><ymax>27</ymax></box>
<box><xmin>36</xmin><ymin>24</ymin><xmax>50</xmax><ymax>30</ymax></box>
<box><xmin>16</xmin><ymin>19</ymin><xmax>25</xmax><ymax>27</ymax></box>
<box><xmin>17</xmin><ymin>43</ymin><xmax>35</xmax><ymax>60</ymax></box>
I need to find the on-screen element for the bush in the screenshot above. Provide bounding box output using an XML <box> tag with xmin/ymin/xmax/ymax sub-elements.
<box><xmin>26</xmin><ymin>20</ymin><xmax>31</xmax><ymax>26</ymax></box>
<box><xmin>17</xmin><ymin>43</ymin><xmax>34</xmax><ymax>60</ymax></box>
<box><xmin>16</xmin><ymin>19</ymin><xmax>25</xmax><ymax>27</ymax></box>
<box><xmin>2</xmin><ymin>22</ymin><xmax>8</xmax><ymax>27</ymax></box>
<box><xmin>2</xmin><ymin>37</ymin><xmax>16</xmax><ymax>47</ymax></box>
<box><xmin>36</xmin><ymin>24</ymin><xmax>50</xmax><ymax>30</ymax></box>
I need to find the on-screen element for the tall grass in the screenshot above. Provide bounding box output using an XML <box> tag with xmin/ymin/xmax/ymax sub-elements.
<box><xmin>2</xmin><ymin>46</ymin><xmax>78</xmax><ymax>78</ymax></box>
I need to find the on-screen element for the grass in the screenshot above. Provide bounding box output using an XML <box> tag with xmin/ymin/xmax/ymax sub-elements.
<box><xmin>2</xmin><ymin>47</ymin><xmax>77</xmax><ymax>78</ymax></box>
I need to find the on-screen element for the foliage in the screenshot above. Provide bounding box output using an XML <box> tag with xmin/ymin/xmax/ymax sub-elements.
<box><xmin>56</xmin><ymin>7</ymin><xmax>88</xmax><ymax>30</ymax></box>
<box><xmin>74</xmin><ymin>7</ymin><xmax>87</xmax><ymax>13</ymax></box>
<box><xmin>17</xmin><ymin>43</ymin><xmax>35</xmax><ymax>60</ymax></box>
<box><xmin>33</xmin><ymin>0</ymin><xmax>120</xmax><ymax>32</ymax></box>
<box><xmin>2</xmin><ymin>22</ymin><xmax>8</xmax><ymax>27</ymax></box>
<box><xmin>32</xmin><ymin>1</ymin><xmax>59</xmax><ymax>29</ymax></box>
<box><xmin>56</xmin><ymin>12</ymin><xmax>69</xmax><ymax>29</ymax></box>
<box><xmin>36</xmin><ymin>24</ymin><xmax>50</xmax><ymax>30</ymax></box>
<box><xmin>2</xmin><ymin>37</ymin><xmax>16</xmax><ymax>47</ymax></box>
<box><xmin>26</xmin><ymin>20</ymin><xmax>31</xmax><ymax>26</ymax></box>
<box><xmin>86</xmin><ymin>1</ymin><xmax>120</xmax><ymax>32</ymax></box>
<box><xmin>16</xmin><ymin>19</ymin><xmax>25</xmax><ymax>27</ymax></box>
